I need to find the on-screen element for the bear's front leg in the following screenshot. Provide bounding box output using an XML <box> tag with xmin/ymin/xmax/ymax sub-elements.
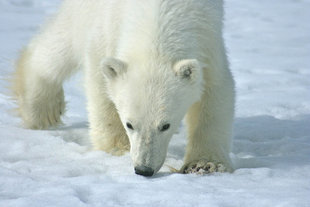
<box><xmin>85</xmin><ymin>61</ymin><xmax>129</xmax><ymax>155</ymax></box>
<box><xmin>182</xmin><ymin>81</ymin><xmax>235</xmax><ymax>174</ymax></box>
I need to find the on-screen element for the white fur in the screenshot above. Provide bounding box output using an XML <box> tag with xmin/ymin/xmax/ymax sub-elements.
<box><xmin>12</xmin><ymin>0</ymin><xmax>235</xmax><ymax>174</ymax></box>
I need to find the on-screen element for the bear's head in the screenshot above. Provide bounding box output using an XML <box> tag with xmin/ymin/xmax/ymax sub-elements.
<box><xmin>101</xmin><ymin>58</ymin><xmax>204</xmax><ymax>176</ymax></box>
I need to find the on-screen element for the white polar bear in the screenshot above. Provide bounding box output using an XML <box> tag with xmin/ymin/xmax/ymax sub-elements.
<box><xmin>12</xmin><ymin>0</ymin><xmax>235</xmax><ymax>176</ymax></box>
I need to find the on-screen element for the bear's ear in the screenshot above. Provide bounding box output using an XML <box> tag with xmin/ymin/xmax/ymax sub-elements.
<box><xmin>101</xmin><ymin>58</ymin><xmax>127</xmax><ymax>79</ymax></box>
<box><xmin>174</xmin><ymin>59</ymin><xmax>202</xmax><ymax>82</ymax></box>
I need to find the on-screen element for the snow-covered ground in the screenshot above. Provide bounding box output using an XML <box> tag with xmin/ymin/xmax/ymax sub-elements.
<box><xmin>0</xmin><ymin>0</ymin><xmax>310</xmax><ymax>206</ymax></box>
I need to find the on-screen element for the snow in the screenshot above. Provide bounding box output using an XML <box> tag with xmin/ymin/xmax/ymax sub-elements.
<box><xmin>0</xmin><ymin>0</ymin><xmax>310</xmax><ymax>206</ymax></box>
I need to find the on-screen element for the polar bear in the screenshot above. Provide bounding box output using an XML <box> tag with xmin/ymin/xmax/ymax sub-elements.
<box><xmin>12</xmin><ymin>0</ymin><xmax>235</xmax><ymax>176</ymax></box>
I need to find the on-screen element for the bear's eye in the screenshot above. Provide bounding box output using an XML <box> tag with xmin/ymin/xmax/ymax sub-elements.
<box><xmin>160</xmin><ymin>124</ymin><xmax>170</xmax><ymax>132</ymax></box>
<box><xmin>126</xmin><ymin>122</ymin><xmax>134</xmax><ymax>130</ymax></box>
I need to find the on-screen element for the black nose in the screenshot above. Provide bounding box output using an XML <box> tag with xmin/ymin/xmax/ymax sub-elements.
<box><xmin>134</xmin><ymin>166</ymin><xmax>154</xmax><ymax>177</ymax></box>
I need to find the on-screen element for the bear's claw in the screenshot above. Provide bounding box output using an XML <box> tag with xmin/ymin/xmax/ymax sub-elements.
<box><xmin>181</xmin><ymin>160</ymin><xmax>226</xmax><ymax>175</ymax></box>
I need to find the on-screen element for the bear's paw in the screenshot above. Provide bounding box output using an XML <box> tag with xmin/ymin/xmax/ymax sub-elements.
<box><xmin>181</xmin><ymin>160</ymin><xmax>226</xmax><ymax>175</ymax></box>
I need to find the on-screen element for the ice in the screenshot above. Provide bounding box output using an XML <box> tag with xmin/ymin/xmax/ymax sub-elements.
<box><xmin>0</xmin><ymin>0</ymin><xmax>309</xmax><ymax>206</ymax></box>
